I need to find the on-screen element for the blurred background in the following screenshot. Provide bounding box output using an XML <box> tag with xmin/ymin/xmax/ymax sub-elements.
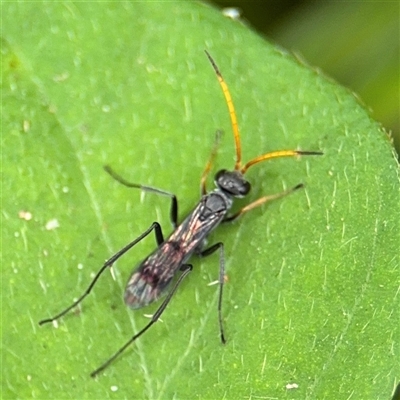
<box><xmin>212</xmin><ymin>0</ymin><xmax>399</xmax><ymax>157</ymax></box>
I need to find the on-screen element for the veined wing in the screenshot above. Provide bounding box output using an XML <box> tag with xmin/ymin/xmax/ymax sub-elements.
<box><xmin>124</xmin><ymin>241</ymin><xmax>184</xmax><ymax>309</ymax></box>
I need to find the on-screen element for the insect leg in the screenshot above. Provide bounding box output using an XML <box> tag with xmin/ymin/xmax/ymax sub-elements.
<box><xmin>39</xmin><ymin>222</ymin><xmax>165</xmax><ymax>326</ymax></box>
<box><xmin>104</xmin><ymin>165</ymin><xmax>179</xmax><ymax>228</ymax></box>
<box><xmin>90</xmin><ymin>264</ymin><xmax>193</xmax><ymax>377</ymax></box>
<box><xmin>200</xmin><ymin>130</ymin><xmax>223</xmax><ymax>196</ymax></box>
<box><xmin>223</xmin><ymin>183</ymin><xmax>304</xmax><ymax>223</ymax></box>
<box><xmin>198</xmin><ymin>243</ymin><xmax>226</xmax><ymax>344</ymax></box>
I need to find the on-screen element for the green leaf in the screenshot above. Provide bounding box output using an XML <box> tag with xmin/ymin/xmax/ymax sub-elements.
<box><xmin>2</xmin><ymin>2</ymin><xmax>399</xmax><ymax>399</ymax></box>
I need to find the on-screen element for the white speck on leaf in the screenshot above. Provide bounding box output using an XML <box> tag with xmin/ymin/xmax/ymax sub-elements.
<box><xmin>45</xmin><ymin>219</ymin><xmax>60</xmax><ymax>231</ymax></box>
<box><xmin>286</xmin><ymin>383</ymin><xmax>299</xmax><ymax>390</ymax></box>
<box><xmin>18</xmin><ymin>210</ymin><xmax>32</xmax><ymax>221</ymax></box>
<box><xmin>222</xmin><ymin>7</ymin><xmax>241</xmax><ymax>19</ymax></box>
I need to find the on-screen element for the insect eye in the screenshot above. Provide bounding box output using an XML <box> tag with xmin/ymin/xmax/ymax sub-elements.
<box><xmin>214</xmin><ymin>169</ymin><xmax>228</xmax><ymax>189</ymax></box>
<box><xmin>215</xmin><ymin>169</ymin><xmax>227</xmax><ymax>184</ymax></box>
<box><xmin>239</xmin><ymin>181</ymin><xmax>251</xmax><ymax>196</ymax></box>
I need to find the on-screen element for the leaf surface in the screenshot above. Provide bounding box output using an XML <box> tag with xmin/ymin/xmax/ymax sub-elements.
<box><xmin>2</xmin><ymin>2</ymin><xmax>399</xmax><ymax>399</ymax></box>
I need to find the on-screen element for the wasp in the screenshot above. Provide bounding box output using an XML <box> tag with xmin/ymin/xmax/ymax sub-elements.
<box><xmin>39</xmin><ymin>51</ymin><xmax>322</xmax><ymax>377</ymax></box>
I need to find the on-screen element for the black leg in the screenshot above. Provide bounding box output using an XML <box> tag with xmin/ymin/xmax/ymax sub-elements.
<box><xmin>104</xmin><ymin>165</ymin><xmax>179</xmax><ymax>228</ymax></box>
<box><xmin>198</xmin><ymin>242</ymin><xmax>226</xmax><ymax>344</ymax></box>
<box><xmin>90</xmin><ymin>264</ymin><xmax>193</xmax><ymax>377</ymax></box>
<box><xmin>39</xmin><ymin>222</ymin><xmax>165</xmax><ymax>325</ymax></box>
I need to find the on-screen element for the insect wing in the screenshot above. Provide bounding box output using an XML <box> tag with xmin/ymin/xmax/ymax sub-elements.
<box><xmin>124</xmin><ymin>254</ymin><xmax>178</xmax><ymax>309</ymax></box>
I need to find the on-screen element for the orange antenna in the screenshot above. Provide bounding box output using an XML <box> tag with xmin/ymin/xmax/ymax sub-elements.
<box><xmin>205</xmin><ymin>51</ymin><xmax>323</xmax><ymax>175</ymax></box>
<box><xmin>241</xmin><ymin>150</ymin><xmax>323</xmax><ymax>174</ymax></box>
<box><xmin>205</xmin><ymin>50</ymin><xmax>242</xmax><ymax>170</ymax></box>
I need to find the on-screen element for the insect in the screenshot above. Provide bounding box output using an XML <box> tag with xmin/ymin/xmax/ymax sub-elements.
<box><xmin>39</xmin><ymin>51</ymin><xmax>322</xmax><ymax>377</ymax></box>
